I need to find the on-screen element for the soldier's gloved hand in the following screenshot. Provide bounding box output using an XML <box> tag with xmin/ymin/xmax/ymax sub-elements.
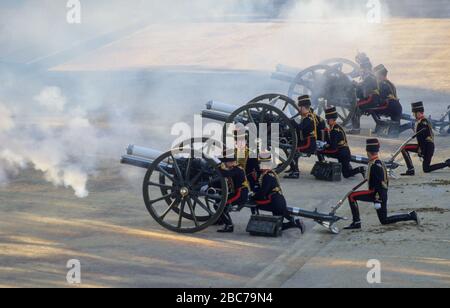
<box><xmin>374</xmin><ymin>203</ymin><xmax>382</xmax><ymax>210</ymax></box>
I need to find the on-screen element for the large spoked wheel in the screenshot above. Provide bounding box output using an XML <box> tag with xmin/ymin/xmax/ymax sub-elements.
<box><xmin>143</xmin><ymin>149</ymin><xmax>228</xmax><ymax>233</ymax></box>
<box><xmin>166</xmin><ymin>137</ymin><xmax>225</xmax><ymax>222</ymax></box>
<box><xmin>288</xmin><ymin>64</ymin><xmax>331</xmax><ymax>102</ymax></box>
<box><xmin>288</xmin><ymin>64</ymin><xmax>357</xmax><ymax>128</ymax></box>
<box><xmin>226</xmin><ymin>103</ymin><xmax>298</xmax><ymax>174</ymax></box>
<box><xmin>320</xmin><ymin>58</ymin><xmax>361</xmax><ymax>79</ymax></box>
<box><xmin>247</xmin><ymin>93</ymin><xmax>300</xmax><ymax>123</ymax></box>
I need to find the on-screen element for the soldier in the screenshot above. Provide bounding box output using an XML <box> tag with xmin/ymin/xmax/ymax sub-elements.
<box><xmin>400</xmin><ymin>102</ymin><xmax>450</xmax><ymax>176</ymax></box>
<box><xmin>285</xmin><ymin>95</ymin><xmax>317</xmax><ymax>179</ymax></box>
<box><xmin>319</xmin><ymin>106</ymin><xmax>366</xmax><ymax>178</ymax></box>
<box><xmin>253</xmin><ymin>152</ymin><xmax>305</xmax><ymax>233</ymax></box>
<box><xmin>349</xmin><ymin>53</ymin><xmax>382</xmax><ymax>135</ymax></box>
<box><xmin>311</xmin><ymin>107</ymin><xmax>327</xmax><ymax>142</ymax></box>
<box><xmin>234</xmin><ymin>127</ymin><xmax>261</xmax><ymax>192</ymax></box>
<box><xmin>311</xmin><ymin>106</ymin><xmax>327</xmax><ymax>162</ymax></box>
<box><xmin>217</xmin><ymin>157</ymin><xmax>250</xmax><ymax>233</ymax></box>
<box><xmin>373</xmin><ymin>64</ymin><xmax>403</xmax><ymax>124</ymax></box>
<box><xmin>345</xmin><ymin>138</ymin><xmax>420</xmax><ymax>230</ymax></box>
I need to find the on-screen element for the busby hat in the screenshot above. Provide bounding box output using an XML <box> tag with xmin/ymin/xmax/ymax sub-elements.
<box><xmin>366</xmin><ymin>138</ymin><xmax>380</xmax><ymax>153</ymax></box>
<box><xmin>325</xmin><ymin>106</ymin><xmax>338</xmax><ymax>120</ymax></box>
<box><xmin>356</xmin><ymin>52</ymin><xmax>373</xmax><ymax>70</ymax></box>
<box><xmin>411</xmin><ymin>101</ymin><xmax>425</xmax><ymax>113</ymax></box>
<box><xmin>298</xmin><ymin>95</ymin><xmax>312</xmax><ymax>107</ymax></box>
<box><xmin>374</xmin><ymin>64</ymin><xmax>388</xmax><ymax>76</ymax></box>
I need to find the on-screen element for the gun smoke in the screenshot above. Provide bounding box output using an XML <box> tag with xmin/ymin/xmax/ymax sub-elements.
<box><xmin>0</xmin><ymin>0</ymin><xmax>421</xmax><ymax>198</ymax></box>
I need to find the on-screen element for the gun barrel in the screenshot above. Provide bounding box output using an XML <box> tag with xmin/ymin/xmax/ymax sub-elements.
<box><xmin>127</xmin><ymin>145</ymin><xmax>162</xmax><ymax>161</ymax></box>
<box><xmin>121</xmin><ymin>155</ymin><xmax>154</xmax><ymax>169</ymax></box>
<box><xmin>271</xmin><ymin>72</ymin><xmax>296</xmax><ymax>84</ymax></box>
<box><xmin>276</xmin><ymin>64</ymin><xmax>303</xmax><ymax>75</ymax></box>
<box><xmin>206</xmin><ymin>100</ymin><xmax>238</xmax><ymax>114</ymax></box>
<box><xmin>201</xmin><ymin>110</ymin><xmax>231</xmax><ymax>122</ymax></box>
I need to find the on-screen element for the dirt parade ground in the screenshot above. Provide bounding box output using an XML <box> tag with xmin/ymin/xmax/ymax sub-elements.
<box><xmin>1</xmin><ymin>1</ymin><xmax>450</xmax><ymax>288</ymax></box>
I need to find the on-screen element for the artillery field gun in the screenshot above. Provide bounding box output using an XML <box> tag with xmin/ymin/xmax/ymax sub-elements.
<box><xmin>120</xmin><ymin>55</ymin><xmax>449</xmax><ymax>237</ymax></box>
<box><xmin>121</xmin><ymin>139</ymin><xmax>349</xmax><ymax>235</ymax></box>
<box><xmin>272</xmin><ymin>58</ymin><xmax>450</xmax><ymax>136</ymax></box>
<box><xmin>201</xmin><ymin>95</ymin><xmax>401</xmax><ymax>175</ymax></box>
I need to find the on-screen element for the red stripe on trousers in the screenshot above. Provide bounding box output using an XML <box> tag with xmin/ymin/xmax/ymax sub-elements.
<box><xmin>227</xmin><ymin>188</ymin><xmax>242</xmax><ymax>205</ymax></box>
<box><xmin>403</xmin><ymin>145</ymin><xmax>419</xmax><ymax>151</ymax></box>
<box><xmin>349</xmin><ymin>189</ymin><xmax>375</xmax><ymax>202</ymax></box>
<box><xmin>298</xmin><ymin>136</ymin><xmax>312</xmax><ymax>152</ymax></box>
<box><xmin>256</xmin><ymin>195</ymin><xmax>273</xmax><ymax>206</ymax></box>
<box><xmin>357</xmin><ymin>95</ymin><xmax>374</xmax><ymax>107</ymax></box>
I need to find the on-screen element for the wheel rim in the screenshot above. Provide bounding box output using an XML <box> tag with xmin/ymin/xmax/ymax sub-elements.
<box><xmin>166</xmin><ymin>137</ymin><xmax>225</xmax><ymax>222</ymax></box>
<box><xmin>143</xmin><ymin>149</ymin><xmax>228</xmax><ymax>233</ymax></box>
<box><xmin>320</xmin><ymin>58</ymin><xmax>361</xmax><ymax>79</ymax></box>
<box><xmin>247</xmin><ymin>93</ymin><xmax>300</xmax><ymax>123</ymax></box>
<box><xmin>225</xmin><ymin>103</ymin><xmax>298</xmax><ymax>174</ymax></box>
<box><xmin>288</xmin><ymin>64</ymin><xmax>357</xmax><ymax>128</ymax></box>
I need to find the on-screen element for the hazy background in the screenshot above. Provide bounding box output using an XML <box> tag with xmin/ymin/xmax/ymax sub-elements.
<box><xmin>1</xmin><ymin>0</ymin><xmax>449</xmax><ymax>197</ymax></box>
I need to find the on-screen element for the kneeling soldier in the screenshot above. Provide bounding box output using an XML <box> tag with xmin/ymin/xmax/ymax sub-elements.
<box><xmin>254</xmin><ymin>152</ymin><xmax>305</xmax><ymax>233</ymax></box>
<box><xmin>401</xmin><ymin>102</ymin><xmax>450</xmax><ymax>176</ymax></box>
<box><xmin>373</xmin><ymin>64</ymin><xmax>403</xmax><ymax>124</ymax></box>
<box><xmin>345</xmin><ymin>139</ymin><xmax>420</xmax><ymax>230</ymax></box>
<box><xmin>285</xmin><ymin>95</ymin><xmax>317</xmax><ymax>179</ymax></box>
<box><xmin>320</xmin><ymin>106</ymin><xmax>366</xmax><ymax>179</ymax></box>
<box><xmin>218</xmin><ymin>157</ymin><xmax>250</xmax><ymax>233</ymax></box>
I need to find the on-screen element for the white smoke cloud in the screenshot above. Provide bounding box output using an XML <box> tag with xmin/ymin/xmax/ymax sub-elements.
<box><xmin>0</xmin><ymin>86</ymin><xmax>103</xmax><ymax>198</ymax></box>
<box><xmin>0</xmin><ymin>104</ymin><xmax>14</xmax><ymax>132</ymax></box>
<box><xmin>0</xmin><ymin>0</ymin><xmax>397</xmax><ymax>198</ymax></box>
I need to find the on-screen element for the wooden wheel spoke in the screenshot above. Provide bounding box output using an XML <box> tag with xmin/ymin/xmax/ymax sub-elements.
<box><xmin>147</xmin><ymin>181</ymin><xmax>173</xmax><ymax>190</ymax></box>
<box><xmin>185</xmin><ymin>158</ymin><xmax>192</xmax><ymax>180</ymax></box>
<box><xmin>192</xmin><ymin>196</ymin><xmax>214</xmax><ymax>216</ymax></box>
<box><xmin>157</xmin><ymin>165</ymin><xmax>175</xmax><ymax>182</ymax></box>
<box><xmin>245</xmin><ymin>109</ymin><xmax>256</xmax><ymax>124</ymax></box>
<box><xmin>160</xmin><ymin>197</ymin><xmax>181</xmax><ymax>220</ymax></box>
<box><xmin>149</xmin><ymin>193</ymin><xmax>175</xmax><ymax>205</ymax></box>
<box><xmin>186</xmin><ymin>198</ymin><xmax>200</xmax><ymax>227</ymax></box>
<box><xmin>177</xmin><ymin>200</ymin><xmax>186</xmax><ymax>228</ymax></box>
<box><xmin>195</xmin><ymin>191</ymin><xmax>222</xmax><ymax>201</ymax></box>
<box><xmin>171</xmin><ymin>154</ymin><xmax>184</xmax><ymax>182</ymax></box>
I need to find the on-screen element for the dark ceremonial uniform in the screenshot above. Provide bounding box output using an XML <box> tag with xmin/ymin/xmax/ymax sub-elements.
<box><xmin>401</xmin><ymin>113</ymin><xmax>449</xmax><ymax>174</ymax></box>
<box><xmin>321</xmin><ymin>123</ymin><xmax>363</xmax><ymax>178</ymax></box>
<box><xmin>352</xmin><ymin>73</ymin><xmax>382</xmax><ymax>131</ymax></box>
<box><xmin>286</xmin><ymin>95</ymin><xmax>317</xmax><ymax>178</ymax></box>
<box><xmin>311</xmin><ymin>108</ymin><xmax>327</xmax><ymax>142</ymax></box>
<box><xmin>236</xmin><ymin>147</ymin><xmax>261</xmax><ymax>192</ymax></box>
<box><xmin>218</xmin><ymin>164</ymin><xmax>249</xmax><ymax>228</ymax></box>
<box><xmin>346</xmin><ymin>139</ymin><xmax>418</xmax><ymax>229</ymax></box>
<box><xmin>246</xmin><ymin>157</ymin><xmax>261</xmax><ymax>192</ymax></box>
<box><xmin>376</xmin><ymin>79</ymin><xmax>403</xmax><ymax>122</ymax></box>
<box><xmin>253</xmin><ymin>171</ymin><xmax>298</xmax><ymax>230</ymax></box>
<box><xmin>288</xmin><ymin>112</ymin><xmax>318</xmax><ymax>173</ymax></box>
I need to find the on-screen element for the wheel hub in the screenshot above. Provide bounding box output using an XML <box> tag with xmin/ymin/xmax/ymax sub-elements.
<box><xmin>180</xmin><ymin>187</ymin><xmax>189</xmax><ymax>197</ymax></box>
